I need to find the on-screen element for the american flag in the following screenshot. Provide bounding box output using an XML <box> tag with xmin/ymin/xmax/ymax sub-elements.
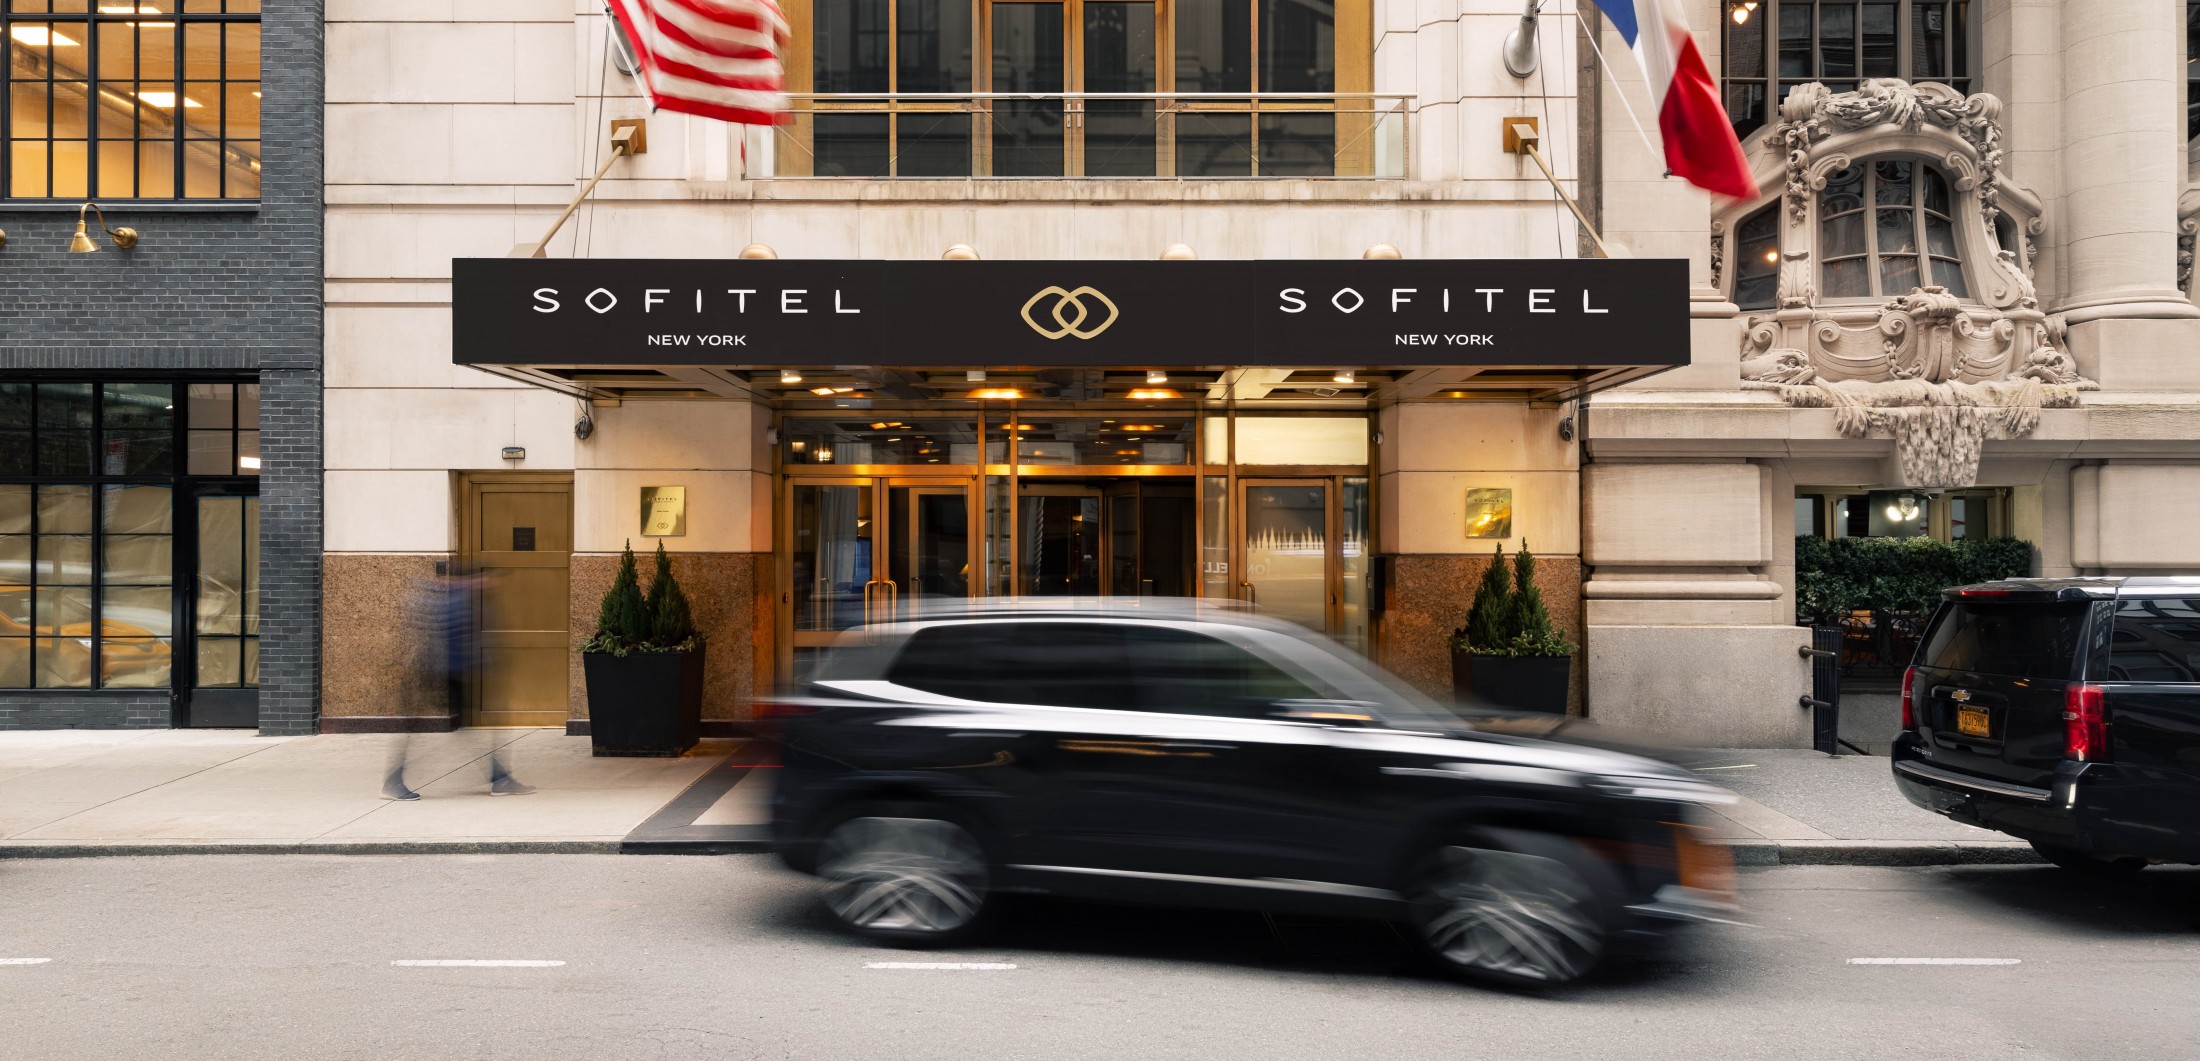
<box><xmin>605</xmin><ymin>0</ymin><xmax>791</xmax><ymax>126</ymax></box>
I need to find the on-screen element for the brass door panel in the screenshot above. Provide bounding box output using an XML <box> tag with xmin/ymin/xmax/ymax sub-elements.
<box><xmin>465</xmin><ymin>477</ymin><xmax>572</xmax><ymax>728</ymax></box>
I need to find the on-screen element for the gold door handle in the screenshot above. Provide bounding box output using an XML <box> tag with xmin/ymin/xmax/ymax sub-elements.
<box><xmin>1239</xmin><ymin>581</ymin><xmax>1257</xmax><ymax>608</ymax></box>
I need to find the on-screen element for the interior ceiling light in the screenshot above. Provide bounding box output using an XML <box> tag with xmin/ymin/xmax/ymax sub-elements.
<box><xmin>1127</xmin><ymin>388</ymin><xmax>1178</xmax><ymax>401</ymax></box>
<box><xmin>969</xmin><ymin>388</ymin><xmax>1023</xmax><ymax>401</ymax></box>
<box><xmin>136</xmin><ymin>91</ymin><xmax>201</xmax><ymax>109</ymax></box>
<box><xmin>9</xmin><ymin>26</ymin><xmax>79</xmax><ymax>46</ymax></box>
<box><xmin>966</xmin><ymin>370</ymin><xmax>987</xmax><ymax>382</ymax></box>
<box><xmin>779</xmin><ymin>369</ymin><xmax>802</xmax><ymax>384</ymax></box>
<box><xmin>1332</xmin><ymin>370</ymin><xmax>1355</xmax><ymax>384</ymax></box>
<box><xmin>809</xmin><ymin>386</ymin><xmax>837</xmax><ymax>396</ymax></box>
<box><xmin>1146</xmin><ymin>370</ymin><xmax>1168</xmax><ymax>384</ymax></box>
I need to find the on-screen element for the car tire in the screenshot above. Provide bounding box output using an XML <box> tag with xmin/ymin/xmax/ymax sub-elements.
<box><xmin>1405</xmin><ymin>830</ymin><xmax>1618</xmax><ymax>989</ymax></box>
<box><xmin>814</xmin><ymin>803</ymin><xmax>991</xmax><ymax>947</ymax></box>
<box><xmin>2028</xmin><ymin>840</ymin><xmax>2147</xmax><ymax>879</ymax></box>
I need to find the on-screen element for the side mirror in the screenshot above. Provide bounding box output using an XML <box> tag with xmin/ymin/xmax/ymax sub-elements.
<box><xmin>1268</xmin><ymin>699</ymin><xmax>1383</xmax><ymax>726</ymax></box>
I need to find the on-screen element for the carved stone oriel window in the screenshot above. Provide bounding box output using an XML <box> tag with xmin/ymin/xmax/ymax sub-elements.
<box><xmin>1720</xmin><ymin>79</ymin><xmax>2090</xmax><ymax>490</ymax></box>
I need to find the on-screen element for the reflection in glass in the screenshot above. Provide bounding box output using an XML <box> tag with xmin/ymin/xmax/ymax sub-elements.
<box><xmin>985</xmin><ymin>475</ymin><xmax>1013</xmax><ymax>598</ymax></box>
<box><xmin>102</xmin><ymin>637</ymin><xmax>171</xmax><ymax>687</ymax></box>
<box><xmin>1019</xmin><ymin>491</ymin><xmax>1100</xmax><ymax>596</ymax></box>
<box><xmin>813</xmin><ymin>113</ymin><xmax>891</xmax><ymax>177</ymax></box>
<box><xmin>0</xmin><ymin>638</ymin><xmax>27</xmax><ymax>688</ymax></box>
<box><xmin>990</xmin><ymin>3</ymin><xmax>1065</xmax><ymax>176</ymax></box>
<box><xmin>895</xmin><ymin>111</ymin><xmax>972</xmax><ymax>177</ymax></box>
<box><xmin>1202</xmin><ymin>475</ymin><xmax>1230</xmax><ymax>600</ymax></box>
<box><xmin>791</xmin><ymin>484</ymin><xmax>873</xmax><ymax>631</ymax></box>
<box><xmin>1176</xmin><ymin>112</ymin><xmax>1251</xmax><ymax>176</ymax></box>
<box><xmin>1259</xmin><ymin>0</ymin><xmax>1333</xmax><ymax>91</ymax></box>
<box><xmin>1175</xmin><ymin>0</ymin><xmax>1250</xmax><ymax>92</ymax></box>
<box><xmin>198</xmin><ymin>497</ymin><xmax>244</xmax><ymax>636</ymax></box>
<box><xmin>814</xmin><ymin>0</ymin><xmax>889</xmax><ymax>93</ymax></box>
<box><xmin>896</xmin><ymin>0</ymin><xmax>971</xmax><ymax>92</ymax></box>
<box><xmin>1082</xmin><ymin>2</ymin><xmax>1156</xmax><ymax>177</ymax></box>
<box><xmin>1258</xmin><ymin>112</ymin><xmax>1333</xmax><ymax>176</ymax></box>
<box><xmin>102</xmin><ymin>383</ymin><xmax>174</xmax><ymax>474</ymax></box>
<box><xmin>888</xmin><ymin>486</ymin><xmax>970</xmax><ymax>606</ymax></box>
<box><xmin>1340</xmin><ymin>477</ymin><xmax>1369</xmax><ymax>653</ymax></box>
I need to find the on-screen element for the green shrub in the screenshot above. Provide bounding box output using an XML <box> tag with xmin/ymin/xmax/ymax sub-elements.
<box><xmin>1794</xmin><ymin>535</ymin><xmax>2034</xmax><ymax>625</ymax></box>
<box><xmin>584</xmin><ymin>540</ymin><xmax>702</xmax><ymax>654</ymax></box>
<box><xmin>1450</xmin><ymin>541</ymin><xmax>1575</xmax><ymax>657</ymax></box>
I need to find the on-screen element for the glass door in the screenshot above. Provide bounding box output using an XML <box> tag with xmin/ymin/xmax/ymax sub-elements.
<box><xmin>184</xmin><ymin>488</ymin><xmax>258</xmax><ymax>727</ymax></box>
<box><xmin>787</xmin><ymin>477</ymin><xmax>974</xmax><ymax>678</ymax></box>
<box><xmin>1238</xmin><ymin>480</ymin><xmax>1333</xmax><ymax>637</ymax></box>
<box><xmin>1079</xmin><ymin>0</ymin><xmax>1159</xmax><ymax>176</ymax></box>
<box><xmin>989</xmin><ymin>0</ymin><xmax>1068</xmax><ymax>175</ymax></box>
<box><xmin>1017</xmin><ymin>483</ymin><xmax>1102</xmax><ymax>595</ymax></box>
<box><xmin>987</xmin><ymin>0</ymin><xmax>1162</xmax><ymax>176</ymax></box>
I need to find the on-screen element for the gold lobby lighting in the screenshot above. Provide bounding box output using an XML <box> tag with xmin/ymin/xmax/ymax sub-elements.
<box><xmin>68</xmin><ymin>203</ymin><xmax>138</xmax><ymax>253</ymax></box>
<box><xmin>969</xmin><ymin>387</ymin><xmax>1024</xmax><ymax>400</ymax></box>
<box><xmin>1127</xmin><ymin>388</ymin><xmax>1179</xmax><ymax>401</ymax></box>
<box><xmin>1333</xmin><ymin>370</ymin><xmax>1356</xmax><ymax>384</ymax></box>
<box><xmin>779</xmin><ymin>369</ymin><xmax>803</xmax><ymax>384</ymax></box>
<box><xmin>1146</xmin><ymin>370</ymin><xmax>1168</xmax><ymax>384</ymax></box>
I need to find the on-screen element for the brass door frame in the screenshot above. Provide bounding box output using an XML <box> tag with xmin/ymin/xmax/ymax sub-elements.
<box><xmin>456</xmin><ymin>472</ymin><xmax>573</xmax><ymax>728</ymax></box>
<box><xmin>777</xmin><ymin>474</ymin><xmax>979</xmax><ymax>675</ymax></box>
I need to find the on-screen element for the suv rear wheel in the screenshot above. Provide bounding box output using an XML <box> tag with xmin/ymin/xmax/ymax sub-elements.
<box><xmin>2028</xmin><ymin>840</ymin><xmax>2147</xmax><ymax>879</ymax></box>
<box><xmin>1406</xmin><ymin>831</ymin><xmax>1617</xmax><ymax>989</ymax></box>
<box><xmin>815</xmin><ymin>805</ymin><xmax>990</xmax><ymax>946</ymax></box>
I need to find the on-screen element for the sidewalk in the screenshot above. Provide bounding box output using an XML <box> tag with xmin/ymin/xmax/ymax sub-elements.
<box><xmin>0</xmin><ymin>731</ymin><xmax>2035</xmax><ymax>865</ymax></box>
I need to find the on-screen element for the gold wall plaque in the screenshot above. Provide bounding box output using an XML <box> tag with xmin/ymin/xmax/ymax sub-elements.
<box><xmin>640</xmin><ymin>486</ymin><xmax>686</xmax><ymax>537</ymax></box>
<box><xmin>1464</xmin><ymin>487</ymin><xmax>1513</xmax><ymax>539</ymax></box>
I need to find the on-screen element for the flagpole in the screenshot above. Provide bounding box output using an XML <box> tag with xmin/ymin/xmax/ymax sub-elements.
<box><xmin>1574</xmin><ymin>9</ymin><xmax>1662</xmax><ymax>164</ymax></box>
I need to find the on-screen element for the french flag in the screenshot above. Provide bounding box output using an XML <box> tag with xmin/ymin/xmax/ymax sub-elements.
<box><xmin>1591</xmin><ymin>0</ymin><xmax>1756</xmax><ymax>199</ymax></box>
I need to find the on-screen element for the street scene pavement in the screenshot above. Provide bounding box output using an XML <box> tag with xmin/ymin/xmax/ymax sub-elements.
<box><xmin>3</xmin><ymin>854</ymin><xmax>2195</xmax><ymax>1061</ymax></box>
<box><xmin>0</xmin><ymin>731</ymin><xmax>2025</xmax><ymax>863</ymax></box>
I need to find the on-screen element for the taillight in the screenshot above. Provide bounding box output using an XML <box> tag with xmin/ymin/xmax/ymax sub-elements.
<box><xmin>2062</xmin><ymin>683</ymin><xmax>2108</xmax><ymax>762</ymax></box>
<box><xmin>1900</xmin><ymin>666</ymin><xmax>1917</xmax><ymax>731</ymax></box>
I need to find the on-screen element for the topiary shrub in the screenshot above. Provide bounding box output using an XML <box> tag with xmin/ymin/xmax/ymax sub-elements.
<box><xmin>1449</xmin><ymin>541</ymin><xmax>1574</xmax><ymax>657</ymax></box>
<box><xmin>645</xmin><ymin>541</ymin><xmax>699</xmax><ymax>650</ymax></box>
<box><xmin>584</xmin><ymin>540</ymin><xmax>704</xmax><ymax>654</ymax></box>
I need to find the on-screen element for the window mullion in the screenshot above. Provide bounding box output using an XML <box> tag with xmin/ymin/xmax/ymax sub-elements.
<box><xmin>90</xmin><ymin>389</ymin><xmax>104</xmax><ymax>689</ymax></box>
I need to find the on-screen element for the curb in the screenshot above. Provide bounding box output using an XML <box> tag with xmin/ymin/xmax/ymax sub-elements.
<box><xmin>1720</xmin><ymin>839</ymin><xmax>2044</xmax><ymax>867</ymax></box>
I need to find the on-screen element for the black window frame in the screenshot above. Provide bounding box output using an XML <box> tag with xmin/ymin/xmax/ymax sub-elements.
<box><xmin>1</xmin><ymin>1</ymin><xmax>263</xmax><ymax>203</ymax></box>
<box><xmin>0</xmin><ymin>373</ymin><xmax>259</xmax><ymax>697</ymax></box>
<box><xmin>1721</xmin><ymin>0</ymin><xmax>1972</xmax><ymax>141</ymax></box>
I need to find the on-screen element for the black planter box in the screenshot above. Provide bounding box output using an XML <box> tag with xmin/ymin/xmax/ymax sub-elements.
<box><xmin>1452</xmin><ymin>651</ymin><xmax>1572</xmax><ymax>714</ymax></box>
<box><xmin>582</xmin><ymin>646</ymin><xmax>705</xmax><ymax>757</ymax></box>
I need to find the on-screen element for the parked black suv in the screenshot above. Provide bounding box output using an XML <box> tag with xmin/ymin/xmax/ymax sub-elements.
<box><xmin>768</xmin><ymin>601</ymin><xmax>1738</xmax><ymax>987</ymax></box>
<box><xmin>1893</xmin><ymin>578</ymin><xmax>2200</xmax><ymax>874</ymax></box>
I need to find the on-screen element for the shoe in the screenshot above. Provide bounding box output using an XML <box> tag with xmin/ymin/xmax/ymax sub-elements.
<box><xmin>489</xmin><ymin>778</ymin><xmax>536</xmax><ymax>796</ymax></box>
<box><xmin>382</xmin><ymin>786</ymin><xmax>422</xmax><ymax>801</ymax></box>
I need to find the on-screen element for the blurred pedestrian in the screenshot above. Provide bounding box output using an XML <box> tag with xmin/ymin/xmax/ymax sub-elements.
<box><xmin>383</xmin><ymin>567</ymin><xmax>534</xmax><ymax>799</ymax></box>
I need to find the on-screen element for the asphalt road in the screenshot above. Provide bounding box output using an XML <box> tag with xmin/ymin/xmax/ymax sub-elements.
<box><xmin>2</xmin><ymin>855</ymin><xmax>2196</xmax><ymax>1061</ymax></box>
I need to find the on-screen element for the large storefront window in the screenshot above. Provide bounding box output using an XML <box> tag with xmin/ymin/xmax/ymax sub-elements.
<box><xmin>0</xmin><ymin>379</ymin><xmax>257</xmax><ymax>692</ymax></box>
<box><xmin>788</xmin><ymin>0</ymin><xmax>1367</xmax><ymax>177</ymax></box>
<box><xmin>2</xmin><ymin>1</ymin><xmax>262</xmax><ymax>201</ymax></box>
<box><xmin>1722</xmin><ymin>0</ymin><xmax>1970</xmax><ymax>140</ymax></box>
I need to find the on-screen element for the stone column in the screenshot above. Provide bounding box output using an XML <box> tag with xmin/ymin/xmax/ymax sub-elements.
<box><xmin>2052</xmin><ymin>0</ymin><xmax>2198</xmax><ymax>321</ymax></box>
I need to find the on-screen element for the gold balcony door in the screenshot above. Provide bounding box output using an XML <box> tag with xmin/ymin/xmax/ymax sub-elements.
<box><xmin>461</xmin><ymin>476</ymin><xmax>572</xmax><ymax>728</ymax></box>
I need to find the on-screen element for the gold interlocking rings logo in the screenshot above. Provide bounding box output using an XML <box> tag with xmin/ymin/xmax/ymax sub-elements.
<box><xmin>1020</xmin><ymin>285</ymin><xmax>1120</xmax><ymax>340</ymax></box>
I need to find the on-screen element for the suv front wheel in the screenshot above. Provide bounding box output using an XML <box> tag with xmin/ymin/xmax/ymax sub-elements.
<box><xmin>815</xmin><ymin>805</ymin><xmax>991</xmax><ymax>946</ymax></box>
<box><xmin>1406</xmin><ymin>831</ymin><xmax>1617</xmax><ymax>989</ymax></box>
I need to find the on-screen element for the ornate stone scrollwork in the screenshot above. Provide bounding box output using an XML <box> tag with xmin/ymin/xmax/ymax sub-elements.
<box><xmin>1732</xmin><ymin>80</ymin><xmax>2081</xmax><ymax>490</ymax></box>
<box><xmin>1709</xmin><ymin>218</ymin><xmax>1726</xmax><ymax>290</ymax></box>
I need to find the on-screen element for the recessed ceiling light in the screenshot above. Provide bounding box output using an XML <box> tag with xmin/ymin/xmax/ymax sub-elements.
<box><xmin>780</xmin><ymin>369</ymin><xmax>803</xmax><ymax>384</ymax></box>
<box><xmin>1146</xmin><ymin>370</ymin><xmax>1167</xmax><ymax>384</ymax></box>
<box><xmin>137</xmin><ymin>91</ymin><xmax>202</xmax><ymax>109</ymax></box>
<box><xmin>1333</xmin><ymin>370</ymin><xmax>1355</xmax><ymax>384</ymax></box>
<box><xmin>969</xmin><ymin>388</ymin><xmax>1023</xmax><ymax>401</ymax></box>
<box><xmin>10</xmin><ymin>26</ymin><xmax>79</xmax><ymax>46</ymax></box>
<box><xmin>810</xmin><ymin>386</ymin><xmax>837</xmax><ymax>396</ymax></box>
<box><xmin>1127</xmin><ymin>388</ymin><xmax>1178</xmax><ymax>401</ymax></box>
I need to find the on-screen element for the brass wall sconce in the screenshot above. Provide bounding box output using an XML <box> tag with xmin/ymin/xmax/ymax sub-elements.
<box><xmin>0</xmin><ymin>228</ymin><xmax>8</xmax><ymax>250</ymax></box>
<box><xmin>941</xmin><ymin>243</ymin><xmax>980</xmax><ymax>260</ymax></box>
<box><xmin>68</xmin><ymin>203</ymin><xmax>139</xmax><ymax>253</ymax></box>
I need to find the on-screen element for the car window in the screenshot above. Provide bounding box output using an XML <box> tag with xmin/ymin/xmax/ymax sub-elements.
<box><xmin>886</xmin><ymin>621</ymin><xmax>1136</xmax><ymax>709</ymax></box>
<box><xmin>2108</xmin><ymin>598</ymin><xmax>2200</xmax><ymax>683</ymax></box>
<box><xmin>1917</xmin><ymin>602</ymin><xmax>2089</xmax><ymax>680</ymax></box>
<box><xmin>1122</xmin><ymin>625</ymin><xmax>1322</xmax><ymax>718</ymax></box>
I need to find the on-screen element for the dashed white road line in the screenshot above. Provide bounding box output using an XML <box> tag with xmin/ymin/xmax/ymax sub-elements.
<box><xmin>865</xmin><ymin>962</ymin><xmax>1018</xmax><ymax>970</ymax></box>
<box><xmin>390</xmin><ymin>960</ymin><xmax>566</xmax><ymax>968</ymax></box>
<box><xmin>0</xmin><ymin>958</ymin><xmax>53</xmax><ymax>966</ymax></box>
<box><xmin>1847</xmin><ymin>958</ymin><xmax>2022</xmax><ymax>965</ymax></box>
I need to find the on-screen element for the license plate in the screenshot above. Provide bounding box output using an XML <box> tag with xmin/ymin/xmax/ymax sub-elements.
<box><xmin>1956</xmin><ymin>706</ymin><xmax>1991</xmax><ymax>738</ymax></box>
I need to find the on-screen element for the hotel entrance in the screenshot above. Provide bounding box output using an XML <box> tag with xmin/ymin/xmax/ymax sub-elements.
<box><xmin>776</xmin><ymin>410</ymin><xmax>1372</xmax><ymax>680</ymax></box>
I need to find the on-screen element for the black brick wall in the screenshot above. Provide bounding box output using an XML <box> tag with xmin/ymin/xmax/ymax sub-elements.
<box><xmin>0</xmin><ymin>2</ymin><xmax>324</xmax><ymax>734</ymax></box>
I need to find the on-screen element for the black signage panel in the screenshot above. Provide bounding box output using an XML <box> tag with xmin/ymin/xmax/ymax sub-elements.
<box><xmin>453</xmin><ymin>257</ymin><xmax>1688</xmax><ymax>368</ymax></box>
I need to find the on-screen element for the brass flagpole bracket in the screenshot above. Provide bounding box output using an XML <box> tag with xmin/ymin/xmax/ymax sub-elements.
<box><xmin>509</xmin><ymin>120</ymin><xmax>649</xmax><ymax>258</ymax></box>
<box><xmin>1504</xmin><ymin>116</ymin><xmax>1613</xmax><ymax>259</ymax></box>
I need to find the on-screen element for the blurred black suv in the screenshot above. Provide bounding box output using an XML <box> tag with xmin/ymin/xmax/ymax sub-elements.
<box><xmin>768</xmin><ymin>601</ymin><xmax>1738</xmax><ymax>987</ymax></box>
<box><xmin>1893</xmin><ymin>578</ymin><xmax>2200</xmax><ymax>874</ymax></box>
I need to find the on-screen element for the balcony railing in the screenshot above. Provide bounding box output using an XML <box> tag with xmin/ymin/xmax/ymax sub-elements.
<box><xmin>750</xmin><ymin>93</ymin><xmax>1413</xmax><ymax>180</ymax></box>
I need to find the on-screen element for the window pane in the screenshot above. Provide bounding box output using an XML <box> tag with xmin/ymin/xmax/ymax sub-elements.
<box><xmin>1879</xmin><ymin>252</ymin><xmax>1920</xmax><ymax>294</ymax></box>
<box><xmin>196</xmin><ymin>635</ymin><xmax>240</xmax><ymax>687</ymax></box>
<box><xmin>1822</xmin><ymin>211</ymin><xmax>1866</xmax><ymax>258</ymax></box>
<box><xmin>896</xmin><ymin>0</ymin><xmax>971</xmax><ymax>93</ymax></box>
<box><xmin>990</xmin><ymin>3</ymin><xmax>1065</xmax><ymax>176</ymax></box>
<box><xmin>1912</xmin><ymin>1</ymin><xmax>1949</xmax><ymax>79</ymax></box>
<box><xmin>1735</xmin><ymin>273</ymin><xmax>1777</xmax><ymax>309</ymax></box>
<box><xmin>235</xmin><ymin>383</ymin><xmax>259</xmax><ymax>428</ymax></box>
<box><xmin>1820</xmin><ymin>163</ymin><xmax>1863</xmax><ymax>214</ymax></box>
<box><xmin>224</xmin><ymin>141</ymin><xmax>260</xmax><ymax>197</ymax></box>
<box><xmin>103</xmin><ymin>483</ymin><xmax>171</xmax><ymax>533</ymax></box>
<box><xmin>1861</xmin><ymin>3</ymin><xmax>1897</xmax><ymax>76</ymax></box>
<box><xmin>887</xmin><ymin>622</ymin><xmax>1137</xmax><ymax>709</ymax></box>
<box><xmin>101</xmin><ymin>637</ymin><xmax>170</xmax><ymax>687</ymax></box>
<box><xmin>0</xmin><ymin>639</ymin><xmax>27</xmax><ymax>688</ymax></box>
<box><xmin>1876</xmin><ymin>207</ymin><xmax>1916</xmax><ymax>255</ymax></box>
<box><xmin>1124</xmin><ymin>626</ymin><xmax>1318</xmax><ymax>716</ymax></box>
<box><xmin>1260</xmin><ymin>0</ymin><xmax>1332</xmax><ymax>92</ymax></box>
<box><xmin>813</xmin><ymin>0</ymin><xmax>888</xmax><ymax>93</ymax></box>
<box><xmin>1177</xmin><ymin>0</ymin><xmax>1251</xmax><ymax>92</ymax></box>
<box><xmin>187</xmin><ymin>430</ymin><xmax>232</xmax><ymax>474</ymax></box>
<box><xmin>1948</xmin><ymin>497</ymin><xmax>1970</xmax><ymax>540</ymax></box>
<box><xmin>1777</xmin><ymin>2</ymin><xmax>1811</xmax><ymax>77</ymax></box>
<box><xmin>894</xmin><ymin>112</ymin><xmax>970</xmax><ymax>177</ymax></box>
<box><xmin>1795</xmin><ymin>497</ymin><xmax>1819</xmax><ymax>536</ymax></box>
<box><xmin>1258</xmin><ymin>111</ymin><xmax>1333</xmax><ymax>176</ymax></box>
<box><xmin>224</xmin><ymin>82</ymin><xmax>260</xmax><ymax>140</ymax></box>
<box><xmin>102</xmin><ymin>383</ymin><xmax>174</xmax><ymax>474</ymax></box>
<box><xmin>0</xmin><ymin>484</ymin><xmax>26</xmax><ymax>533</ymax></box>
<box><xmin>1726</xmin><ymin>80</ymin><xmax>1767</xmax><ymax>140</ymax></box>
<box><xmin>236</xmin><ymin>429</ymin><xmax>259</xmax><ymax>474</ymax></box>
<box><xmin>103</xmin><ymin>586</ymin><xmax>171</xmax><ymax>636</ymax></box>
<box><xmin>242</xmin><ymin>635</ymin><xmax>258</xmax><ymax>686</ymax></box>
<box><xmin>2108</xmin><ymin>598</ymin><xmax>2200</xmax><ymax>683</ymax></box>
<box><xmin>1823</xmin><ymin>256</ymin><xmax>1870</xmax><ymax>297</ymax></box>
<box><xmin>812</xmin><ymin>113</ymin><xmax>888</xmax><ymax>177</ymax></box>
<box><xmin>34</xmin><ymin>535</ymin><xmax>91</xmax><ymax>587</ymax></box>
<box><xmin>1175</xmin><ymin>111</ymin><xmax>1252</xmax><ymax>176</ymax></box>
<box><xmin>104</xmin><ymin>535</ymin><xmax>171</xmax><ymax>586</ymax></box>
<box><xmin>136</xmin><ymin>139</ymin><xmax>175</xmax><ymax>198</ymax></box>
<box><xmin>1923</xmin><ymin>213</ymin><xmax>1959</xmax><ymax>258</ymax></box>
<box><xmin>33</xmin><ymin>586</ymin><xmax>90</xmax><ymax>633</ymax></box>
<box><xmin>1873</xmin><ymin>159</ymin><xmax>1911</xmax><ymax>204</ymax></box>
<box><xmin>1727</xmin><ymin>2</ymin><xmax>1766</xmax><ymax>78</ymax></box>
<box><xmin>197</xmin><ymin>496</ymin><xmax>244</xmax><ymax>635</ymax></box>
<box><xmin>1083</xmin><ymin>1</ymin><xmax>1157</xmax><ymax>177</ymax></box>
<box><xmin>1819</xmin><ymin>3</ymin><xmax>1856</xmax><ymax>78</ymax></box>
<box><xmin>37</xmin><ymin>484</ymin><xmax>93</xmax><ymax>535</ymax></box>
<box><xmin>1930</xmin><ymin>256</ymin><xmax>1967</xmax><ymax>297</ymax></box>
<box><xmin>1921</xmin><ymin>165</ymin><xmax>1950</xmax><ymax>213</ymax></box>
<box><xmin>0</xmin><ymin>383</ymin><xmax>29</xmax><ymax>475</ymax></box>
<box><xmin>36</xmin><ymin>637</ymin><xmax>90</xmax><ymax>688</ymax></box>
<box><xmin>187</xmin><ymin>382</ymin><xmax>235</xmax><ymax>429</ymax></box>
